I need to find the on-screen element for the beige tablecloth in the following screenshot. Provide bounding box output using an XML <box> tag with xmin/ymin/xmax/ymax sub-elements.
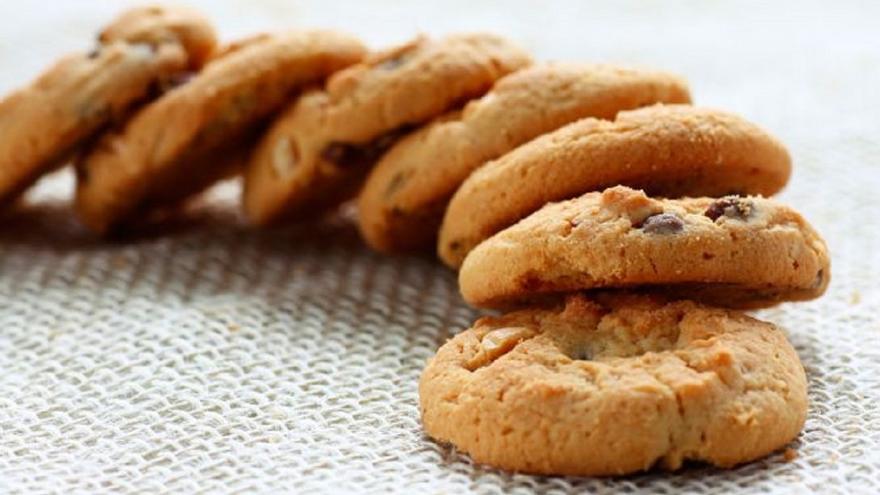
<box><xmin>0</xmin><ymin>0</ymin><xmax>878</xmax><ymax>493</ymax></box>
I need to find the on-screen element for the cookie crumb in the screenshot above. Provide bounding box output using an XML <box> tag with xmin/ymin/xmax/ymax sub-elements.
<box><xmin>783</xmin><ymin>448</ymin><xmax>798</xmax><ymax>462</ymax></box>
<box><xmin>850</xmin><ymin>291</ymin><xmax>861</xmax><ymax>305</ymax></box>
<box><xmin>228</xmin><ymin>323</ymin><xmax>241</xmax><ymax>332</ymax></box>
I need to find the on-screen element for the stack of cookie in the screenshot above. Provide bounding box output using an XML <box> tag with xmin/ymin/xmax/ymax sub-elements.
<box><xmin>0</xmin><ymin>4</ymin><xmax>830</xmax><ymax>478</ymax></box>
<box><xmin>420</xmin><ymin>186</ymin><xmax>828</xmax><ymax>475</ymax></box>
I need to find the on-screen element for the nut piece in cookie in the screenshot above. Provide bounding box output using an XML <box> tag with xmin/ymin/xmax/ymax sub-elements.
<box><xmin>419</xmin><ymin>293</ymin><xmax>808</xmax><ymax>476</ymax></box>
<box><xmin>242</xmin><ymin>33</ymin><xmax>532</xmax><ymax>226</ymax></box>
<box><xmin>74</xmin><ymin>30</ymin><xmax>366</xmax><ymax>234</ymax></box>
<box><xmin>458</xmin><ymin>186</ymin><xmax>830</xmax><ymax>309</ymax></box>
<box><xmin>98</xmin><ymin>4</ymin><xmax>217</xmax><ymax>69</ymax></box>
<box><xmin>356</xmin><ymin>63</ymin><xmax>691</xmax><ymax>254</ymax></box>
<box><xmin>0</xmin><ymin>5</ymin><xmax>217</xmax><ymax>208</ymax></box>
<box><xmin>438</xmin><ymin>104</ymin><xmax>793</xmax><ymax>268</ymax></box>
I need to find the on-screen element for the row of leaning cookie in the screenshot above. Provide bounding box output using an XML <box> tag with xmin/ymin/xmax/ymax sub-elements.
<box><xmin>1</xmin><ymin>5</ymin><xmax>531</xmax><ymax>233</ymax></box>
<box><xmin>1</xmin><ymin>4</ymin><xmax>709</xmax><ymax>240</ymax></box>
<box><xmin>0</xmin><ymin>5</ymin><xmax>367</xmax><ymax>229</ymax></box>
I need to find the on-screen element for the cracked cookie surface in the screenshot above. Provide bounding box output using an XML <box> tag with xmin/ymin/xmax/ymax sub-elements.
<box><xmin>459</xmin><ymin>186</ymin><xmax>829</xmax><ymax>309</ymax></box>
<box><xmin>357</xmin><ymin>63</ymin><xmax>690</xmax><ymax>253</ymax></box>
<box><xmin>439</xmin><ymin>104</ymin><xmax>793</xmax><ymax>268</ymax></box>
<box><xmin>242</xmin><ymin>33</ymin><xmax>532</xmax><ymax>226</ymax></box>
<box><xmin>419</xmin><ymin>293</ymin><xmax>808</xmax><ymax>476</ymax></box>
<box><xmin>75</xmin><ymin>30</ymin><xmax>365</xmax><ymax>234</ymax></box>
<box><xmin>0</xmin><ymin>5</ymin><xmax>216</xmax><ymax>208</ymax></box>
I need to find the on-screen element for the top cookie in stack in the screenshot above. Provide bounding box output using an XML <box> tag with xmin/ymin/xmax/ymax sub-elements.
<box><xmin>458</xmin><ymin>186</ymin><xmax>829</xmax><ymax>309</ymax></box>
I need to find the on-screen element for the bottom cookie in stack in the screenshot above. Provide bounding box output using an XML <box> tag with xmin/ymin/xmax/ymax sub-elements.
<box><xmin>419</xmin><ymin>293</ymin><xmax>808</xmax><ymax>476</ymax></box>
<box><xmin>420</xmin><ymin>186</ymin><xmax>829</xmax><ymax>476</ymax></box>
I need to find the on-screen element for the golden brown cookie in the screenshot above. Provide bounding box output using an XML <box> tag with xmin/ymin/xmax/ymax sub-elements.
<box><xmin>459</xmin><ymin>186</ymin><xmax>829</xmax><ymax>309</ymax></box>
<box><xmin>357</xmin><ymin>63</ymin><xmax>691</xmax><ymax>253</ymax></box>
<box><xmin>0</xmin><ymin>5</ymin><xmax>216</xmax><ymax>208</ymax></box>
<box><xmin>242</xmin><ymin>33</ymin><xmax>532</xmax><ymax>226</ymax></box>
<box><xmin>438</xmin><ymin>104</ymin><xmax>792</xmax><ymax>268</ymax></box>
<box><xmin>75</xmin><ymin>30</ymin><xmax>366</xmax><ymax>234</ymax></box>
<box><xmin>97</xmin><ymin>5</ymin><xmax>216</xmax><ymax>67</ymax></box>
<box><xmin>420</xmin><ymin>293</ymin><xmax>808</xmax><ymax>476</ymax></box>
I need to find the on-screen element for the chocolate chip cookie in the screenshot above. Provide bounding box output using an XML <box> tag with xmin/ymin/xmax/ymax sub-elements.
<box><xmin>75</xmin><ymin>30</ymin><xmax>366</xmax><ymax>234</ymax></box>
<box><xmin>242</xmin><ymin>33</ymin><xmax>532</xmax><ymax>226</ymax></box>
<box><xmin>0</xmin><ymin>5</ymin><xmax>216</xmax><ymax>208</ymax></box>
<box><xmin>438</xmin><ymin>104</ymin><xmax>793</xmax><ymax>268</ymax></box>
<box><xmin>420</xmin><ymin>293</ymin><xmax>808</xmax><ymax>476</ymax></box>
<box><xmin>458</xmin><ymin>186</ymin><xmax>829</xmax><ymax>309</ymax></box>
<box><xmin>356</xmin><ymin>63</ymin><xmax>691</xmax><ymax>253</ymax></box>
<box><xmin>97</xmin><ymin>5</ymin><xmax>216</xmax><ymax>67</ymax></box>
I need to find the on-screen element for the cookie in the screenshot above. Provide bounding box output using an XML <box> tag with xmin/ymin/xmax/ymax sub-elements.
<box><xmin>357</xmin><ymin>63</ymin><xmax>691</xmax><ymax>253</ymax></box>
<box><xmin>438</xmin><ymin>104</ymin><xmax>793</xmax><ymax>268</ymax></box>
<box><xmin>74</xmin><ymin>30</ymin><xmax>366</xmax><ymax>234</ymax></box>
<box><xmin>459</xmin><ymin>186</ymin><xmax>829</xmax><ymax>309</ymax></box>
<box><xmin>0</xmin><ymin>5</ymin><xmax>216</xmax><ymax>208</ymax></box>
<box><xmin>242</xmin><ymin>33</ymin><xmax>532</xmax><ymax>226</ymax></box>
<box><xmin>97</xmin><ymin>5</ymin><xmax>216</xmax><ymax>67</ymax></box>
<box><xmin>421</xmin><ymin>293</ymin><xmax>808</xmax><ymax>476</ymax></box>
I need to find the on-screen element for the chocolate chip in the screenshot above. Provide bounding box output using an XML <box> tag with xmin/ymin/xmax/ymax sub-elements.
<box><xmin>571</xmin><ymin>348</ymin><xmax>592</xmax><ymax>361</ymax></box>
<box><xmin>372</xmin><ymin>131</ymin><xmax>400</xmax><ymax>150</ymax></box>
<box><xmin>705</xmin><ymin>196</ymin><xmax>753</xmax><ymax>222</ymax></box>
<box><xmin>519</xmin><ymin>275</ymin><xmax>545</xmax><ymax>291</ymax></box>
<box><xmin>639</xmin><ymin>213</ymin><xmax>684</xmax><ymax>234</ymax></box>
<box><xmin>163</xmin><ymin>71</ymin><xmax>196</xmax><ymax>92</ymax></box>
<box><xmin>321</xmin><ymin>142</ymin><xmax>359</xmax><ymax>166</ymax></box>
<box><xmin>321</xmin><ymin>125</ymin><xmax>415</xmax><ymax>169</ymax></box>
<box><xmin>146</xmin><ymin>72</ymin><xmax>196</xmax><ymax>100</ymax></box>
<box><xmin>87</xmin><ymin>47</ymin><xmax>101</xmax><ymax>59</ymax></box>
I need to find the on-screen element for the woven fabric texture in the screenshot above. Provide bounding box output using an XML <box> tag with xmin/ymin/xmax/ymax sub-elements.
<box><xmin>0</xmin><ymin>1</ymin><xmax>878</xmax><ymax>493</ymax></box>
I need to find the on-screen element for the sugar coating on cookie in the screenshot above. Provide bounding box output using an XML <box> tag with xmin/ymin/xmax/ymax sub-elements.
<box><xmin>458</xmin><ymin>186</ymin><xmax>829</xmax><ymax>309</ymax></box>
<box><xmin>0</xmin><ymin>5</ymin><xmax>217</xmax><ymax>208</ymax></box>
<box><xmin>74</xmin><ymin>30</ymin><xmax>366</xmax><ymax>234</ymax></box>
<box><xmin>420</xmin><ymin>293</ymin><xmax>808</xmax><ymax>476</ymax></box>
<box><xmin>356</xmin><ymin>63</ymin><xmax>691</xmax><ymax>253</ymax></box>
<box><xmin>438</xmin><ymin>104</ymin><xmax>793</xmax><ymax>268</ymax></box>
<box><xmin>242</xmin><ymin>33</ymin><xmax>532</xmax><ymax>226</ymax></box>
